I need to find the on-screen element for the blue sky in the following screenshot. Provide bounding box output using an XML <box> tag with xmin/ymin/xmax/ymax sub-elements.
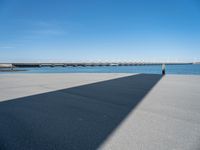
<box><xmin>0</xmin><ymin>0</ymin><xmax>200</xmax><ymax>62</ymax></box>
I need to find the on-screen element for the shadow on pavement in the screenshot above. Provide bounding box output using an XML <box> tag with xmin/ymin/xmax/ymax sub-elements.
<box><xmin>0</xmin><ymin>74</ymin><xmax>162</xmax><ymax>150</ymax></box>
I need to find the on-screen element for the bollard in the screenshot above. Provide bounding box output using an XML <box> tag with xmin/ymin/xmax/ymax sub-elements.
<box><xmin>11</xmin><ymin>64</ymin><xmax>14</xmax><ymax>71</ymax></box>
<box><xmin>162</xmin><ymin>64</ymin><xmax>166</xmax><ymax>75</ymax></box>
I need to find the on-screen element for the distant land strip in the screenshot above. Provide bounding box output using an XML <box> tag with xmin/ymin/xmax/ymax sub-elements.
<box><xmin>0</xmin><ymin>62</ymin><xmax>196</xmax><ymax>68</ymax></box>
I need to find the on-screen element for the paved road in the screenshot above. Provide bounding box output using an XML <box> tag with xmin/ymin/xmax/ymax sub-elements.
<box><xmin>0</xmin><ymin>73</ymin><xmax>199</xmax><ymax>150</ymax></box>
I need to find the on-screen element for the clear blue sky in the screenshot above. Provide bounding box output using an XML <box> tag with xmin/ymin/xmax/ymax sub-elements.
<box><xmin>0</xmin><ymin>0</ymin><xmax>200</xmax><ymax>62</ymax></box>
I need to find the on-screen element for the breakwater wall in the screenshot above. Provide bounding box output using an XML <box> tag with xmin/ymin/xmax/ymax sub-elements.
<box><xmin>0</xmin><ymin>62</ymin><xmax>193</xmax><ymax>68</ymax></box>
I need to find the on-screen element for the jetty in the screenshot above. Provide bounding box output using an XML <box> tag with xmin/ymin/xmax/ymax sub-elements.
<box><xmin>0</xmin><ymin>73</ymin><xmax>199</xmax><ymax>150</ymax></box>
<box><xmin>0</xmin><ymin>62</ymin><xmax>193</xmax><ymax>68</ymax></box>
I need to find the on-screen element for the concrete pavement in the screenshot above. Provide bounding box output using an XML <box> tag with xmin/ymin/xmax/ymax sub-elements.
<box><xmin>0</xmin><ymin>73</ymin><xmax>200</xmax><ymax>150</ymax></box>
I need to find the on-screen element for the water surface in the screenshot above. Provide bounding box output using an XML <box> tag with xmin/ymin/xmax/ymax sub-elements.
<box><xmin>1</xmin><ymin>64</ymin><xmax>200</xmax><ymax>75</ymax></box>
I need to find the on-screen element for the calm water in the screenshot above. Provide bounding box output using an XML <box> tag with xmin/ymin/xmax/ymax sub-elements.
<box><xmin>1</xmin><ymin>64</ymin><xmax>200</xmax><ymax>75</ymax></box>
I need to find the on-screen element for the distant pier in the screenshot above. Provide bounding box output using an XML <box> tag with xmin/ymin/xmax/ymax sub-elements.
<box><xmin>0</xmin><ymin>62</ymin><xmax>193</xmax><ymax>68</ymax></box>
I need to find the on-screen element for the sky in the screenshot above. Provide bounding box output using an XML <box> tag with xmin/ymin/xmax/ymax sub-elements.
<box><xmin>0</xmin><ymin>0</ymin><xmax>200</xmax><ymax>62</ymax></box>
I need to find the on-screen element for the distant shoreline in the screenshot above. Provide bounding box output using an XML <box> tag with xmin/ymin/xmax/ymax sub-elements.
<box><xmin>0</xmin><ymin>62</ymin><xmax>194</xmax><ymax>68</ymax></box>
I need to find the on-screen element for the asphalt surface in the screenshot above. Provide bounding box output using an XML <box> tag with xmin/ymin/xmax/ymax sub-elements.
<box><xmin>0</xmin><ymin>73</ymin><xmax>199</xmax><ymax>150</ymax></box>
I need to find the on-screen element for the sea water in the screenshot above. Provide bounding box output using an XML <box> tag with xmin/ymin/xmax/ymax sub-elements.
<box><xmin>2</xmin><ymin>64</ymin><xmax>200</xmax><ymax>75</ymax></box>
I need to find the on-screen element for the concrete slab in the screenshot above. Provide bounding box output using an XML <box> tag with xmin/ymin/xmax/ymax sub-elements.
<box><xmin>100</xmin><ymin>75</ymin><xmax>200</xmax><ymax>150</ymax></box>
<box><xmin>0</xmin><ymin>73</ymin><xmax>132</xmax><ymax>102</ymax></box>
<box><xmin>0</xmin><ymin>73</ymin><xmax>199</xmax><ymax>150</ymax></box>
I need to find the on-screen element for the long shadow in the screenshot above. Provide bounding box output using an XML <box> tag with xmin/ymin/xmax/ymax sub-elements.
<box><xmin>0</xmin><ymin>74</ymin><xmax>162</xmax><ymax>150</ymax></box>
